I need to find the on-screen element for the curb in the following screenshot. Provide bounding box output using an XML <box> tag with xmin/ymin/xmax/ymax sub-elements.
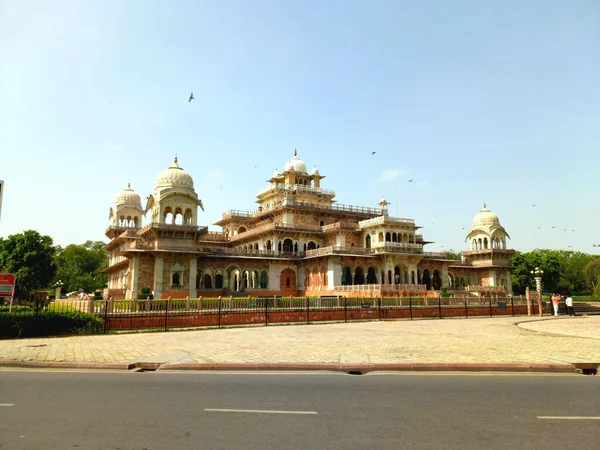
<box><xmin>156</xmin><ymin>362</ymin><xmax>580</xmax><ymax>374</ymax></box>
<box><xmin>0</xmin><ymin>360</ymin><xmax>592</xmax><ymax>374</ymax></box>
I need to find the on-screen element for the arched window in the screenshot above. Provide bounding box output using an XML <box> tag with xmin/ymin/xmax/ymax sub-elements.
<box><xmin>203</xmin><ymin>274</ymin><xmax>213</xmax><ymax>289</ymax></box>
<box><xmin>392</xmin><ymin>232</ymin><xmax>397</xmax><ymax>243</ymax></box>
<box><xmin>172</xmin><ymin>272</ymin><xmax>181</xmax><ymax>286</ymax></box>
<box><xmin>386</xmin><ymin>232</ymin><xmax>391</xmax><ymax>242</ymax></box>
<box><xmin>320</xmin><ymin>220</ymin><xmax>325</xmax><ymax>227</ymax></box>
<box><xmin>307</xmin><ymin>241</ymin><xmax>316</xmax><ymax>250</ymax></box>
<box><xmin>379</xmin><ymin>232</ymin><xmax>384</xmax><ymax>242</ymax></box>
<box><xmin>260</xmin><ymin>271</ymin><xmax>268</xmax><ymax>289</ymax></box>
<box><xmin>215</xmin><ymin>273</ymin><xmax>223</xmax><ymax>289</ymax></box>
<box><xmin>365</xmin><ymin>235</ymin><xmax>371</xmax><ymax>248</ymax></box>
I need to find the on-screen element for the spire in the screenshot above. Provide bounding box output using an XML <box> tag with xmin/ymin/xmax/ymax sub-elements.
<box><xmin>294</xmin><ymin>147</ymin><xmax>297</xmax><ymax>156</ymax></box>
<box><xmin>174</xmin><ymin>154</ymin><xmax>178</xmax><ymax>164</ymax></box>
<box><xmin>483</xmin><ymin>201</ymin><xmax>487</xmax><ymax>209</ymax></box>
<box><xmin>127</xmin><ymin>182</ymin><xmax>131</xmax><ymax>189</ymax></box>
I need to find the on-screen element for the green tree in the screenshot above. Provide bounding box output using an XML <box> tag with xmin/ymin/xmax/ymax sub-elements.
<box><xmin>444</xmin><ymin>249</ymin><xmax>461</xmax><ymax>261</ymax></box>
<box><xmin>0</xmin><ymin>230</ymin><xmax>56</xmax><ymax>299</ymax></box>
<box><xmin>585</xmin><ymin>258</ymin><xmax>600</xmax><ymax>297</ymax></box>
<box><xmin>510</xmin><ymin>250</ymin><xmax>563</xmax><ymax>294</ymax></box>
<box><xmin>53</xmin><ymin>241</ymin><xmax>108</xmax><ymax>294</ymax></box>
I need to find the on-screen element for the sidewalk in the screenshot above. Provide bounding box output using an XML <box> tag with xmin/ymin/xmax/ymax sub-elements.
<box><xmin>0</xmin><ymin>316</ymin><xmax>598</xmax><ymax>372</ymax></box>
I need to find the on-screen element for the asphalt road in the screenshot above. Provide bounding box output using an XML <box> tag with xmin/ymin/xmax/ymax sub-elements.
<box><xmin>0</xmin><ymin>370</ymin><xmax>599</xmax><ymax>450</ymax></box>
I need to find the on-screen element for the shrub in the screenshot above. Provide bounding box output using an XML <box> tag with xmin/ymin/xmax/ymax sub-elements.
<box><xmin>0</xmin><ymin>310</ymin><xmax>103</xmax><ymax>338</ymax></box>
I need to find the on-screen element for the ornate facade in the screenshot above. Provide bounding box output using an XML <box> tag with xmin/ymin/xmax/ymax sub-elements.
<box><xmin>104</xmin><ymin>151</ymin><xmax>514</xmax><ymax>299</ymax></box>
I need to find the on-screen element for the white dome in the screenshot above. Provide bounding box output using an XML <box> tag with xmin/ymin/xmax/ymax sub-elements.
<box><xmin>155</xmin><ymin>156</ymin><xmax>194</xmax><ymax>189</ymax></box>
<box><xmin>473</xmin><ymin>203</ymin><xmax>499</xmax><ymax>226</ymax></box>
<box><xmin>115</xmin><ymin>183</ymin><xmax>142</xmax><ymax>208</ymax></box>
<box><xmin>311</xmin><ymin>166</ymin><xmax>320</xmax><ymax>175</ymax></box>
<box><xmin>284</xmin><ymin>149</ymin><xmax>307</xmax><ymax>174</ymax></box>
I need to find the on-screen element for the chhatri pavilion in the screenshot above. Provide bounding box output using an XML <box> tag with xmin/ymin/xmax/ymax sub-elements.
<box><xmin>104</xmin><ymin>150</ymin><xmax>514</xmax><ymax>299</ymax></box>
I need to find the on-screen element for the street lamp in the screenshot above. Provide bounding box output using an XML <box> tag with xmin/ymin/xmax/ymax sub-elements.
<box><xmin>54</xmin><ymin>280</ymin><xmax>64</xmax><ymax>300</ymax></box>
<box><xmin>530</xmin><ymin>267</ymin><xmax>544</xmax><ymax>317</ymax></box>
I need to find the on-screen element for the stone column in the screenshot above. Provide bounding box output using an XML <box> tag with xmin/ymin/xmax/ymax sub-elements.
<box><xmin>189</xmin><ymin>258</ymin><xmax>197</xmax><ymax>299</ymax></box>
<box><xmin>130</xmin><ymin>255</ymin><xmax>140</xmax><ymax>300</ymax></box>
<box><xmin>506</xmin><ymin>271</ymin><xmax>513</xmax><ymax>294</ymax></box>
<box><xmin>327</xmin><ymin>258</ymin><xmax>342</xmax><ymax>290</ymax></box>
<box><xmin>441</xmin><ymin>264</ymin><xmax>449</xmax><ymax>288</ymax></box>
<box><xmin>153</xmin><ymin>257</ymin><xmax>164</xmax><ymax>299</ymax></box>
<box><xmin>488</xmin><ymin>269</ymin><xmax>497</xmax><ymax>287</ymax></box>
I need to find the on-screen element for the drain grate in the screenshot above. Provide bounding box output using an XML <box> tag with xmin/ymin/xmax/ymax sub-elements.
<box><xmin>347</xmin><ymin>370</ymin><xmax>363</xmax><ymax>375</ymax></box>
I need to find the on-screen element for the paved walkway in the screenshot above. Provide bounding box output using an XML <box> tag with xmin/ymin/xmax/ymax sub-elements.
<box><xmin>0</xmin><ymin>316</ymin><xmax>599</xmax><ymax>368</ymax></box>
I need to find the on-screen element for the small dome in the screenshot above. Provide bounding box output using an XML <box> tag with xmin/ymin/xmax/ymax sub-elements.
<box><xmin>272</xmin><ymin>169</ymin><xmax>281</xmax><ymax>178</ymax></box>
<box><xmin>155</xmin><ymin>156</ymin><xmax>194</xmax><ymax>189</ymax></box>
<box><xmin>473</xmin><ymin>202</ymin><xmax>499</xmax><ymax>226</ymax></box>
<box><xmin>284</xmin><ymin>148</ymin><xmax>307</xmax><ymax>174</ymax></box>
<box><xmin>115</xmin><ymin>183</ymin><xmax>142</xmax><ymax>208</ymax></box>
<box><xmin>311</xmin><ymin>166</ymin><xmax>320</xmax><ymax>175</ymax></box>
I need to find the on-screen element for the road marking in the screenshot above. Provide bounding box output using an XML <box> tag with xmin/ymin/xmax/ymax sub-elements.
<box><xmin>204</xmin><ymin>408</ymin><xmax>317</xmax><ymax>415</ymax></box>
<box><xmin>538</xmin><ymin>416</ymin><xmax>600</xmax><ymax>420</ymax></box>
<box><xmin>0</xmin><ymin>404</ymin><xmax>15</xmax><ymax>407</ymax></box>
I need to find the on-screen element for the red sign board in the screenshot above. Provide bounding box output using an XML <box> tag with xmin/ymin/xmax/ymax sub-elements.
<box><xmin>0</xmin><ymin>273</ymin><xmax>16</xmax><ymax>295</ymax></box>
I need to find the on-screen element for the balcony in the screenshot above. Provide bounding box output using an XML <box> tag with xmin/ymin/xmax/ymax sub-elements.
<box><xmin>305</xmin><ymin>245</ymin><xmax>375</xmax><ymax>258</ymax></box>
<box><xmin>221</xmin><ymin>209</ymin><xmax>254</xmax><ymax>220</ymax></box>
<box><xmin>257</xmin><ymin>183</ymin><xmax>335</xmax><ymax>197</ymax></box>
<box><xmin>198</xmin><ymin>232</ymin><xmax>227</xmax><ymax>242</ymax></box>
<box><xmin>322</xmin><ymin>221</ymin><xmax>359</xmax><ymax>232</ymax></box>
<box><xmin>371</xmin><ymin>242</ymin><xmax>423</xmax><ymax>254</ymax></box>
<box><xmin>358</xmin><ymin>215</ymin><xmax>415</xmax><ymax>228</ymax></box>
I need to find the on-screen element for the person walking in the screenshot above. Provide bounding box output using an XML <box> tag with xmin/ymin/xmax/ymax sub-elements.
<box><xmin>565</xmin><ymin>293</ymin><xmax>574</xmax><ymax>316</ymax></box>
<box><xmin>551</xmin><ymin>293</ymin><xmax>561</xmax><ymax>317</ymax></box>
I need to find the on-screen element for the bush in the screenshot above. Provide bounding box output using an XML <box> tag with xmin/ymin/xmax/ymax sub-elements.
<box><xmin>0</xmin><ymin>305</ymin><xmax>33</xmax><ymax>313</ymax></box>
<box><xmin>0</xmin><ymin>310</ymin><xmax>103</xmax><ymax>338</ymax></box>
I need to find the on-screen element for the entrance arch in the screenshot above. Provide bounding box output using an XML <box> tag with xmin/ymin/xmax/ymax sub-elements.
<box><xmin>422</xmin><ymin>269</ymin><xmax>432</xmax><ymax>290</ymax></box>
<box><xmin>280</xmin><ymin>268</ymin><xmax>296</xmax><ymax>291</ymax></box>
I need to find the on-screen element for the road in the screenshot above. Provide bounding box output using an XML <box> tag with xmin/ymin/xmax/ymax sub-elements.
<box><xmin>0</xmin><ymin>370</ymin><xmax>598</xmax><ymax>449</ymax></box>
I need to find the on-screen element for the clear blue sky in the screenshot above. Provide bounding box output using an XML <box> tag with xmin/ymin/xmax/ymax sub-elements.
<box><xmin>0</xmin><ymin>0</ymin><xmax>598</xmax><ymax>254</ymax></box>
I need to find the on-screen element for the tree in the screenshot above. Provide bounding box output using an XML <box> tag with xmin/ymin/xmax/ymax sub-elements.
<box><xmin>53</xmin><ymin>241</ymin><xmax>108</xmax><ymax>294</ymax></box>
<box><xmin>0</xmin><ymin>230</ymin><xmax>56</xmax><ymax>299</ymax></box>
<box><xmin>444</xmin><ymin>249</ymin><xmax>462</xmax><ymax>261</ymax></box>
<box><xmin>585</xmin><ymin>258</ymin><xmax>600</xmax><ymax>297</ymax></box>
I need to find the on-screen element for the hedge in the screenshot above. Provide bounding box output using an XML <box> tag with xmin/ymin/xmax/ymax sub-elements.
<box><xmin>0</xmin><ymin>310</ymin><xmax>104</xmax><ymax>339</ymax></box>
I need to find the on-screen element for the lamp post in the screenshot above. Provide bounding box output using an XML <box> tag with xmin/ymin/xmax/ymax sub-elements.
<box><xmin>530</xmin><ymin>267</ymin><xmax>544</xmax><ymax>317</ymax></box>
<box><xmin>54</xmin><ymin>280</ymin><xmax>64</xmax><ymax>301</ymax></box>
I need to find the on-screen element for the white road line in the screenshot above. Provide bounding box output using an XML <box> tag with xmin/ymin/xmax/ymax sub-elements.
<box><xmin>538</xmin><ymin>416</ymin><xmax>600</xmax><ymax>420</ymax></box>
<box><xmin>0</xmin><ymin>404</ymin><xmax>15</xmax><ymax>407</ymax></box>
<box><xmin>204</xmin><ymin>408</ymin><xmax>317</xmax><ymax>415</ymax></box>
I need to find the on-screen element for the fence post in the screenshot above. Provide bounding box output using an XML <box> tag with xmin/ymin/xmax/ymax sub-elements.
<box><xmin>489</xmin><ymin>296</ymin><xmax>492</xmax><ymax>317</ymax></box>
<box><xmin>164</xmin><ymin>297</ymin><xmax>171</xmax><ymax>331</ymax></box>
<box><xmin>146</xmin><ymin>296</ymin><xmax>151</xmax><ymax>312</ymax></box>
<box><xmin>198</xmin><ymin>296</ymin><xmax>203</xmax><ymax>311</ymax></box>
<box><xmin>378</xmin><ymin>297</ymin><xmax>382</xmax><ymax>321</ymax></box>
<box><xmin>131</xmin><ymin>297</ymin><xmax>137</xmax><ymax>313</ymax></box>
<box><xmin>306</xmin><ymin>296</ymin><xmax>310</xmax><ymax>325</ymax></box>
<box><xmin>510</xmin><ymin>295</ymin><xmax>514</xmax><ymax>316</ymax></box>
<box><xmin>409</xmin><ymin>296</ymin><xmax>413</xmax><ymax>320</ymax></box>
<box><xmin>464</xmin><ymin>295</ymin><xmax>468</xmax><ymax>318</ymax></box>
<box><xmin>218</xmin><ymin>296</ymin><xmax>222</xmax><ymax>329</ymax></box>
<box><xmin>103</xmin><ymin>299</ymin><xmax>108</xmax><ymax>334</ymax></box>
<box><xmin>344</xmin><ymin>296</ymin><xmax>347</xmax><ymax>322</ymax></box>
<box><xmin>88</xmin><ymin>298</ymin><xmax>94</xmax><ymax>315</ymax></box>
<box><xmin>438</xmin><ymin>296</ymin><xmax>442</xmax><ymax>319</ymax></box>
<box><xmin>185</xmin><ymin>296</ymin><xmax>190</xmax><ymax>311</ymax></box>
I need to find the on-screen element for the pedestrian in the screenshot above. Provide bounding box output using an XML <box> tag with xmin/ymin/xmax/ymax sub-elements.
<box><xmin>551</xmin><ymin>292</ymin><xmax>561</xmax><ymax>317</ymax></box>
<box><xmin>565</xmin><ymin>293</ymin><xmax>574</xmax><ymax>316</ymax></box>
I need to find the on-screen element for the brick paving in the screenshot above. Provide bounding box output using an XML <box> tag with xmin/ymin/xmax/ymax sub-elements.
<box><xmin>0</xmin><ymin>316</ymin><xmax>599</xmax><ymax>367</ymax></box>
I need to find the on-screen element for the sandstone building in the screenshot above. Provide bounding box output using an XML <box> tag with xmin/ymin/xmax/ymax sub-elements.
<box><xmin>104</xmin><ymin>151</ymin><xmax>514</xmax><ymax>299</ymax></box>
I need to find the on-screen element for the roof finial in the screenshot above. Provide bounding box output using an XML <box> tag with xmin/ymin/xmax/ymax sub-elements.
<box><xmin>127</xmin><ymin>181</ymin><xmax>131</xmax><ymax>189</ymax></box>
<box><xmin>294</xmin><ymin>147</ymin><xmax>297</xmax><ymax>157</ymax></box>
<box><xmin>174</xmin><ymin>154</ymin><xmax>178</xmax><ymax>164</ymax></box>
<box><xmin>483</xmin><ymin>201</ymin><xmax>487</xmax><ymax>209</ymax></box>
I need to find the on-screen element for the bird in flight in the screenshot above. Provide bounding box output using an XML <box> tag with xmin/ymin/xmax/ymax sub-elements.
<box><xmin>532</xmin><ymin>204</ymin><xmax>536</xmax><ymax>207</ymax></box>
<box><xmin>551</xmin><ymin>226</ymin><xmax>556</xmax><ymax>229</ymax></box>
<box><xmin>537</xmin><ymin>226</ymin><xmax>542</xmax><ymax>229</ymax></box>
<box><xmin>188</xmin><ymin>92</ymin><xmax>194</xmax><ymax>102</ymax></box>
<box><xmin>408</xmin><ymin>179</ymin><xmax>413</xmax><ymax>182</ymax></box>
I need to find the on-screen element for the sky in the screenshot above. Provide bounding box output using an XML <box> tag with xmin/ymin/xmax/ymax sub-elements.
<box><xmin>0</xmin><ymin>0</ymin><xmax>598</xmax><ymax>254</ymax></box>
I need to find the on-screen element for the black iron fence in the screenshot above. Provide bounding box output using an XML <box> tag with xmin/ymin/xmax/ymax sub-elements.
<box><xmin>0</xmin><ymin>295</ymin><xmax>559</xmax><ymax>338</ymax></box>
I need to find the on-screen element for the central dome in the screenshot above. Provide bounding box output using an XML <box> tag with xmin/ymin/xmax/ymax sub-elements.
<box><xmin>473</xmin><ymin>203</ymin><xmax>499</xmax><ymax>226</ymax></box>
<box><xmin>155</xmin><ymin>156</ymin><xmax>194</xmax><ymax>189</ymax></box>
<box><xmin>115</xmin><ymin>183</ymin><xmax>142</xmax><ymax>208</ymax></box>
<box><xmin>284</xmin><ymin>148</ymin><xmax>307</xmax><ymax>174</ymax></box>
